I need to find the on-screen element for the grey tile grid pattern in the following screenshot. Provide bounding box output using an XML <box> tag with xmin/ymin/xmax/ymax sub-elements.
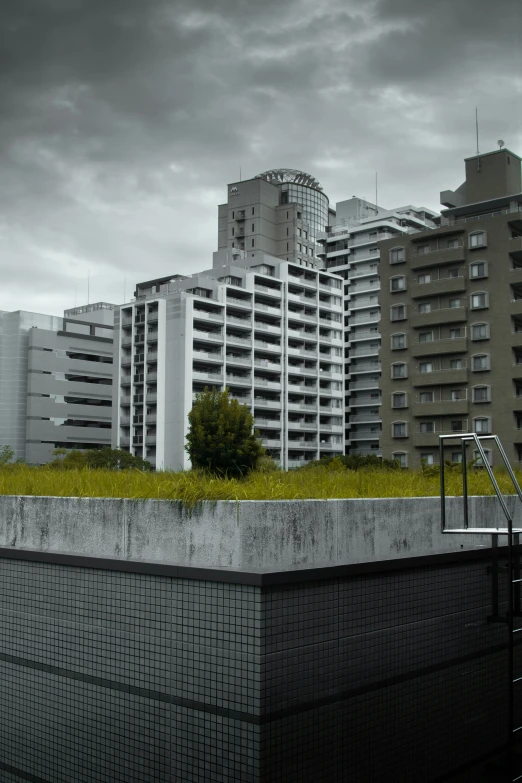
<box><xmin>0</xmin><ymin>554</ymin><xmax>515</xmax><ymax>782</ymax></box>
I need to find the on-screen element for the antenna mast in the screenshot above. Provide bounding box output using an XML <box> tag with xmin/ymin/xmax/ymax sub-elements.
<box><xmin>476</xmin><ymin>107</ymin><xmax>481</xmax><ymax>172</ymax></box>
<box><xmin>375</xmin><ymin>172</ymin><xmax>378</xmax><ymax>214</ymax></box>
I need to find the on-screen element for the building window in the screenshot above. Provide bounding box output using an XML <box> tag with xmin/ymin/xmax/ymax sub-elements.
<box><xmin>420</xmin><ymin>421</ymin><xmax>434</xmax><ymax>433</ymax></box>
<box><xmin>392</xmin><ymin>421</ymin><xmax>408</xmax><ymax>438</ymax></box>
<box><xmin>391</xmin><ymin>304</ymin><xmax>406</xmax><ymax>321</ymax></box>
<box><xmin>251</xmin><ymin>239</ymin><xmax>255</xmax><ymax>248</ymax></box>
<box><xmin>419</xmin><ymin>331</ymin><xmax>434</xmax><ymax>343</ymax></box>
<box><xmin>419</xmin><ymin>362</ymin><xmax>433</xmax><ymax>374</ymax></box>
<box><xmin>449</xmin><ymin>327</ymin><xmax>462</xmax><ymax>339</ymax></box>
<box><xmin>472</xmin><ymin>385</ymin><xmax>491</xmax><ymax>403</ymax></box>
<box><xmin>470</xmin><ymin>292</ymin><xmax>488</xmax><ymax>309</ymax></box>
<box><xmin>418</xmin><ymin>273</ymin><xmax>432</xmax><ymax>284</ymax></box>
<box><xmin>472</xmin><ymin>354</ymin><xmax>490</xmax><ymax>371</ymax></box>
<box><xmin>450</xmin><ymin>358</ymin><xmax>464</xmax><ymax>369</ymax></box>
<box><xmin>421</xmin><ymin>453</ymin><xmax>434</xmax><ymax>465</ymax></box>
<box><xmin>392</xmin><ymin>452</ymin><xmax>408</xmax><ymax>468</ymax></box>
<box><xmin>449</xmin><ymin>298</ymin><xmax>461</xmax><ymax>309</ymax></box>
<box><xmin>469</xmin><ymin>231</ymin><xmax>487</xmax><ymax>249</ymax></box>
<box><xmin>392</xmin><ymin>362</ymin><xmax>407</xmax><ymax>379</ymax></box>
<box><xmin>450</xmin><ymin>389</ymin><xmax>465</xmax><ymax>401</ymax></box>
<box><xmin>447</xmin><ymin>239</ymin><xmax>459</xmax><ymax>249</ymax></box>
<box><xmin>451</xmin><ymin>451</ymin><xmax>463</xmax><ymax>463</ymax></box>
<box><xmin>391</xmin><ymin>333</ymin><xmax>406</xmax><ymax>350</ymax></box>
<box><xmin>232</xmin><ymin>227</ymin><xmax>235</xmax><ymax>236</ymax></box>
<box><xmin>392</xmin><ymin>392</ymin><xmax>407</xmax><ymax>408</ymax></box>
<box><xmin>473</xmin><ymin>448</ymin><xmax>492</xmax><ymax>467</ymax></box>
<box><xmin>418</xmin><ymin>302</ymin><xmax>432</xmax><ymax>314</ymax></box>
<box><xmin>389</xmin><ymin>247</ymin><xmax>405</xmax><ymax>264</ymax></box>
<box><xmin>450</xmin><ymin>420</ymin><xmax>464</xmax><ymax>432</ymax></box>
<box><xmin>469</xmin><ymin>261</ymin><xmax>488</xmax><ymax>279</ymax></box>
<box><xmin>417</xmin><ymin>244</ymin><xmax>431</xmax><ymax>255</ymax></box>
<box><xmin>471</xmin><ymin>323</ymin><xmax>489</xmax><ymax>340</ymax></box>
<box><xmin>448</xmin><ymin>267</ymin><xmax>461</xmax><ymax>278</ymax></box>
<box><xmin>474</xmin><ymin>417</ymin><xmax>491</xmax><ymax>434</ymax></box>
<box><xmin>390</xmin><ymin>276</ymin><xmax>406</xmax><ymax>292</ymax></box>
<box><xmin>420</xmin><ymin>391</ymin><xmax>434</xmax><ymax>403</ymax></box>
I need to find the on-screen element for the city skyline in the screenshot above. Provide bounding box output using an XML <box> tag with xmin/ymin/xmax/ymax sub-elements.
<box><xmin>0</xmin><ymin>0</ymin><xmax>521</xmax><ymax>316</ymax></box>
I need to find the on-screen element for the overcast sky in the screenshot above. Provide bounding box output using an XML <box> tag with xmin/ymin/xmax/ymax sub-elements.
<box><xmin>1</xmin><ymin>0</ymin><xmax>521</xmax><ymax>316</ymax></box>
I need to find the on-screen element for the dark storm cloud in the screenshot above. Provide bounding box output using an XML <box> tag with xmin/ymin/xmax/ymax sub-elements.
<box><xmin>0</xmin><ymin>0</ymin><xmax>520</xmax><ymax>315</ymax></box>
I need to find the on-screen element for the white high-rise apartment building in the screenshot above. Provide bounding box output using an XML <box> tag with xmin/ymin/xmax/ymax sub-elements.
<box><xmin>317</xmin><ymin>199</ymin><xmax>438</xmax><ymax>456</ymax></box>
<box><xmin>113</xmin><ymin>250</ymin><xmax>344</xmax><ymax>470</ymax></box>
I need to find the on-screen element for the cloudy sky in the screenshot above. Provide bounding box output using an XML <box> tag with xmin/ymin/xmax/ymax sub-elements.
<box><xmin>1</xmin><ymin>0</ymin><xmax>521</xmax><ymax>316</ymax></box>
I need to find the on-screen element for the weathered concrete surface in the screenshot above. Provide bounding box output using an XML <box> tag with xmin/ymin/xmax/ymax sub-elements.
<box><xmin>0</xmin><ymin>494</ymin><xmax>518</xmax><ymax>570</ymax></box>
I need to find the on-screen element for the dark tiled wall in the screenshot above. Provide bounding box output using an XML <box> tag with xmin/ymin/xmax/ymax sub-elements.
<box><xmin>0</xmin><ymin>555</ymin><xmax>514</xmax><ymax>783</ymax></box>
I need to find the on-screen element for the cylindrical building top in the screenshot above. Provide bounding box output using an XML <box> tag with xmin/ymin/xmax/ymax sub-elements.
<box><xmin>255</xmin><ymin>168</ymin><xmax>329</xmax><ymax>241</ymax></box>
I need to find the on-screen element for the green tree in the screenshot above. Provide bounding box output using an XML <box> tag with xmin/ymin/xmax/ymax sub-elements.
<box><xmin>50</xmin><ymin>447</ymin><xmax>151</xmax><ymax>471</ymax></box>
<box><xmin>186</xmin><ymin>387</ymin><xmax>264</xmax><ymax>477</ymax></box>
<box><xmin>0</xmin><ymin>445</ymin><xmax>14</xmax><ymax>465</ymax></box>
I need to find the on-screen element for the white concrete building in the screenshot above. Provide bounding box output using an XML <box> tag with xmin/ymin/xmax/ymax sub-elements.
<box><xmin>113</xmin><ymin>251</ymin><xmax>344</xmax><ymax>470</ymax></box>
<box><xmin>317</xmin><ymin>199</ymin><xmax>438</xmax><ymax>457</ymax></box>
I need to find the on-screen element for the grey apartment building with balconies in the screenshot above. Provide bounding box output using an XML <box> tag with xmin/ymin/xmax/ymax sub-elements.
<box><xmin>0</xmin><ymin>303</ymin><xmax>115</xmax><ymax>464</ymax></box>
<box><xmin>316</xmin><ymin>199</ymin><xmax>438</xmax><ymax>457</ymax></box>
<box><xmin>113</xmin><ymin>250</ymin><xmax>344</xmax><ymax>470</ymax></box>
<box><xmin>379</xmin><ymin>147</ymin><xmax>522</xmax><ymax>467</ymax></box>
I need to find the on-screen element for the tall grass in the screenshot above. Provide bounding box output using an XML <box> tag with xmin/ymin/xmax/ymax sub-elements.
<box><xmin>0</xmin><ymin>464</ymin><xmax>520</xmax><ymax>505</ymax></box>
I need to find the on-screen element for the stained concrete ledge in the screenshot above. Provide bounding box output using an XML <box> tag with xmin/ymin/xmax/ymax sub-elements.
<box><xmin>0</xmin><ymin>494</ymin><xmax>518</xmax><ymax>571</ymax></box>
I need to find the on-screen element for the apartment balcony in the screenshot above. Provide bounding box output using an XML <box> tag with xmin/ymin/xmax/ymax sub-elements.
<box><xmin>288</xmin><ymin>439</ymin><xmax>318</xmax><ymax>449</ymax></box>
<box><xmin>512</xmin><ymin>331</ymin><xmax>522</xmax><ymax>348</ymax></box>
<box><xmin>319</xmin><ymin>388</ymin><xmax>343</xmax><ymax>398</ymax></box>
<box><xmin>511</xmin><ymin>300</ymin><xmax>522</xmax><ymax>316</ymax></box>
<box><xmin>411</xmin><ymin>306</ymin><xmax>467</xmax><ymax>329</ymax></box>
<box><xmin>254</xmin><ymin>321</ymin><xmax>281</xmax><ymax>335</ymax></box>
<box><xmin>347</xmin><ymin>396</ymin><xmax>381</xmax><ymax>408</ymax></box>
<box><xmin>226</xmin><ymin>373</ymin><xmax>251</xmax><ymax>386</ymax></box>
<box><xmin>288</xmin><ymin>345</ymin><xmax>316</xmax><ymax>358</ymax></box>
<box><xmin>412</xmin><ymin>429</ymin><xmax>468</xmax><ymax>448</ymax></box>
<box><xmin>411</xmin><ymin>337</ymin><xmax>468</xmax><ymax>358</ymax></box>
<box><xmin>254</xmin><ymin>302</ymin><xmax>281</xmax><ymax>316</ymax></box>
<box><xmin>193</xmin><ymin>350</ymin><xmax>223</xmax><ymax>363</ymax></box>
<box><xmin>145</xmin><ymin>434</ymin><xmax>156</xmax><ymax>446</ymax></box>
<box><xmin>120</xmin><ymin>416</ymin><xmax>131</xmax><ymax>426</ymax></box>
<box><xmin>146</xmin><ymin>414</ymin><xmax>157</xmax><ymax>425</ymax></box>
<box><xmin>411</xmin><ymin>399</ymin><xmax>468</xmax><ymax>417</ymax></box>
<box><xmin>350</xmin><ymin>346</ymin><xmax>380</xmax><ymax>358</ymax></box>
<box><xmin>146</xmin><ymin>392</ymin><xmax>157</xmax><ymax>404</ymax></box>
<box><xmin>146</xmin><ymin>352</ymin><xmax>158</xmax><ymax>364</ymax></box>
<box><xmin>347</xmin><ymin>267</ymin><xmax>377</xmax><ymax>280</ymax></box>
<box><xmin>262</xmin><ymin>438</ymin><xmax>282</xmax><ymax>448</ymax></box>
<box><xmin>320</xmin><ymin>424</ymin><xmax>345</xmax><ymax>433</ymax></box>
<box><xmin>121</xmin><ymin>395</ymin><xmax>131</xmax><ymax>406</ymax></box>
<box><xmin>253</xmin><ymin>398</ymin><xmax>282</xmax><ymax>409</ymax></box>
<box><xmin>254</xmin><ymin>358</ymin><xmax>281</xmax><ymax>371</ymax></box>
<box><xmin>253</xmin><ymin>340</ymin><xmax>281</xmax><ymax>353</ymax></box>
<box><xmin>121</xmin><ymin>355</ymin><xmax>132</xmax><ymax>367</ymax></box>
<box><xmin>410</xmin><ymin>276</ymin><xmax>466</xmax><ymax>299</ymax></box>
<box><xmin>347</xmin><ymin>329</ymin><xmax>381</xmax><ymax>344</ymax></box>
<box><xmin>319</xmin><ymin>317</ymin><xmax>342</xmax><ymax>327</ymax></box>
<box><xmin>227</xmin><ymin>333</ymin><xmax>250</xmax><ymax>346</ymax></box>
<box><xmin>121</xmin><ymin>336</ymin><xmax>133</xmax><ymax>347</ymax></box>
<box><xmin>319</xmin><ymin>281</ymin><xmax>340</xmax><ymax>293</ymax></box>
<box><xmin>512</xmin><ymin>363</ymin><xmax>522</xmax><ymax>380</ymax></box>
<box><xmin>300</xmin><ymin>312</ymin><xmax>318</xmax><ymax>324</ymax></box>
<box><xmin>348</xmin><ymin>380</ymin><xmax>381</xmax><ymax>392</ymax></box>
<box><xmin>255</xmin><ymin>417</ymin><xmax>282</xmax><ymax>427</ymax></box>
<box><xmin>147</xmin><ymin>330</ymin><xmax>158</xmax><ymax>342</ymax></box>
<box><xmin>288</xmin><ymin>459</ymin><xmax>315</xmax><ymax>469</ymax></box>
<box><xmin>229</xmin><ymin>394</ymin><xmax>251</xmax><ymax>406</ymax></box>
<box><xmin>319</xmin><ymin>333</ymin><xmax>343</xmax><ymax>345</ymax></box>
<box><xmin>288</xmin><ymin>291</ymin><xmax>317</xmax><ymax>306</ymax></box>
<box><xmin>193</xmin><ymin>329</ymin><xmax>223</xmax><ymax>343</ymax></box>
<box><xmin>349</xmin><ymin>414</ymin><xmax>381</xmax><ymax>424</ymax></box>
<box><xmin>226</xmin><ymin>354</ymin><xmax>251</xmax><ymax>367</ymax></box>
<box><xmin>226</xmin><ymin>295</ymin><xmax>252</xmax><ymax>310</ymax></box>
<box><xmin>412</xmin><ymin>368</ymin><xmax>468</xmax><ymax>387</ymax></box>
<box><xmin>254</xmin><ymin>283</ymin><xmax>281</xmax><ymax>298</ymax></box>
<box><xmin>347</xmin><ymin>363</ymin><xmax>381</xmax><ymax>376</ymax></box>
<box><xmin>318</xmin><ymin>369</ymin><xmax>343</xmax><ymax>380</ymax></box>
<box><xmin>288</xmin><ymin>382</ymin><xmax>317</xmax><ymax>393</ymax></box>
<box><xmin>147</xmin><ymin>310</ymin><xmax>159</xmax><ymax>323</ymax></box>
<box><xmin>346</xmin><ymin>431</ymin><xmax>379</xmax><ymax>442</ymax></box>
<box><xmin>346</xmin><ymin>281</ymin><xmax>380</xmax><ymax>295</ymax></box>
<box><xmin>347</xmin><ymin>296</ymin><xmax>380</xmax><ymax>311</ymax></box>
<box><xmin>193</xmin><ymin>309</ymin><xmax>224</xmax><ymax>323</ymax></box>
<box><xmin>120</xmin><ymin>376</ymin><xmax>132</xmax><ymax>386</ymax></box>
<box><xmin>288</xmin><ymin>401</ymin><xmax>318</xmax><ymax>411</ymax></box>
<box><xmin>119</xmin><ymin>437</ymin><xmax>130</xmax><ymax>447</ymax></box>
<box><xmin>350</xmin><ymin>313</ymin><xmax>381</xmax><ymax>326</ymax></box>
<box><xmin>194</xmin><ymin>370</ymin><xmax>224</xmax><ymax>383</ymax></box>
<box><xmin>288</xmin><ymin>327</ymin><xmax>306</xmax><ymax>338</ymax></box>
<box><xmin>253</xmin><ymin>377</ymin><xmax>281</xmax><ymax>391</ymax></box>
<box><xmin>227</xmin><ymin>315</ymin><xmax>252</xmax><ymax>329</ymax></box>
<box><xmin>288</xmin><ymin>421</ymin><xmax>317</xmax><ymax>431</ymax></box>
<box><xmin>409</xmin><ymin>245</ymin><xmax>466</xmax><ymax>270</ymax></box>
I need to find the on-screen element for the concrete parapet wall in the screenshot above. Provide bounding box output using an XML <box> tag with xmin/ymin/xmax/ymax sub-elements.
<box><xmin>0</xmin><ymin>494</ymin><xmax>519</xmax><ymax>570</ymax></box>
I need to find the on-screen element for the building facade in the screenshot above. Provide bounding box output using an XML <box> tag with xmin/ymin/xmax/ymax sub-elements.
<box><xmin>0</xmin><ymin>303</ymin><xmax>115</xmax><ymax>464</ymax></box>
<box><xmin>317</xmin><ymin>199</ymin><xmax>438</xmax><ymax>457</ymax></box>
<box><xmin>113</xmin><ymin>251</ymin><xmax>344</xmax><ymax>470</ymax></box>
<box><xmin>379</xmin><ymin>147</ymin><xmax>522</xmax><ymax>467</ymax></box>
<box><xmin>217</xmin><ymin>169</ymin><xmax>334</xmax><ymax>267</ymax></box>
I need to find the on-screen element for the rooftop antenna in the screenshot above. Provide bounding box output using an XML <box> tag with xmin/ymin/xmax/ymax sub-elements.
<box><xmin>476</xmin><ymin>107</ymin><xmax>481</xmax><ymax>172</ymax></box>
<box><xmin>239</xmin><ymin>166</ymin><xmax>242</xmax><ymax>182</ymax></box>
<box><xmin>87</xmin><ymin>269</ymin><xmax>90</xmax><ymax>305</ymax></box>
<box><xmin>498</xmin><ymin>139</ymin><xmax>505</xmax><ymax>150</ymax></box>
<box><xmin>123</xmin><ymin>277</ymin><xmax>127</xmax><ymax>304</ymax></box>
<box><xmin>375</xmin><ymin>172</ymin><xmax>378</xmax><ymax>214</ymax></box>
